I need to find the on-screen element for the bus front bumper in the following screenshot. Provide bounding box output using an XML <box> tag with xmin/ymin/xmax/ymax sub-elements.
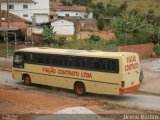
<box><xmin>119</xmin><ymin>84</ymin><xmax>140</xmax><ymax>95</ymax></box>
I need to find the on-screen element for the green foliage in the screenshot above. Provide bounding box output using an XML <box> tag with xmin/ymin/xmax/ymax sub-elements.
<box><xmin>89</xmin><ymin>34</ymin><xmax>101</xmax><ymax>42</ymax></box>
<box><xmin>51</xmin><ymin>37</ymin><xmax>67</xmax><ymax>47</ymax></box>
<box><xmin>111</xmin><ymin>12</ymin><xmax>150</xmax><ymax>34</ymax></box>
<box><xmin>72</xmin><ymin>0</ymin><xmax>92</xmax><ymax>6</ymax></box>
<box><xmin>154</xmin><ymin>45</ymin><xmax>160</xmax><ymax>56</ymax></box>
<box><xmin>106</xmin><ymin>4</ymin><xmax>121</xmax><ymax>17</ymax></box>
<box><xmin>111</xmin><ymin>12</ymin><xmax>153</xmax><ymax>45</ymax></box>
<box><xmin>59</xmin><ymin>39</ymin><xmax>117</xmax><ymax>52</ymax></box>
<box><xmin>119</xmin><ymin>2</ymin><xmax>128</xmax><ymax>12</ymax></box>
<box><xmin>42</xmin><ymin>26</ymin><xmax>56</xmax><ymax>44</ymax></box>
<box><xmin>61</xmin><ymin>0</ymin><xmax>72</xmax><ymax>6</ymax></box>
<box><xmin>97</xmin><ymin>16</ymin><xmax>105</xmax><ymax>31</ymax></box>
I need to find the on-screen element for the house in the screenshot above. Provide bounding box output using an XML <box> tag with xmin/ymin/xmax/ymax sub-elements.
<box><xmin>1</xmin><ymin>0</ymin><xmax>49</xmax><ymax>24</ymax></box>
<box><xmin>51</xmin><ymin>19</ymin><xmax>75</xmax><ymax>35</ymax></box>
<box><xmin>0</xmin><ymin>10</ymin><xmax>28</xmax><ymax>41</ymax></box>
<box><xmin>55</xmin><ymin>6</ymin><xmax>93</xmax><ymax>19</ymax></box>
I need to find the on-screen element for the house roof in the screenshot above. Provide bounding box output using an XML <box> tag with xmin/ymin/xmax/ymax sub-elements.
<box><xmin>1</xmin><ymin>0</ymin><xmax>34</xmax><ymax>3</ymax></box>
<box><xmin>1</xmin><ymin>10</ymin><xmax>30</xmax><ymax>23</ymax></box>
<box><xmin>50</xmin><ymin>18</ymin><xmax>74</xmax><ymax>24</ymax></box>
<box><xmin>1</xmin><ymin>22</ymin><xmax>27</xmax><ymax>29</ymax></box>
<box><xmin>56</xmin><ymin>5</ymin><xmax>86</xmax><ymax>12</ymax></box>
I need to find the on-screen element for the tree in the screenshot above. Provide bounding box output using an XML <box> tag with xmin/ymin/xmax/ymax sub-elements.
<box><xmin>119</xmin><ymin>2</ymin><xmax>128</xmax><ymax>12</ymax></box>
<box><xmin>111</xmin><ymin>12</ymin><xmax>150</xmax><ymax>35</ymax></box>
<box><xmin>111</xmin><ymin>12</ymin><xmax>152</xmax><ymax>45</ymax></box>
<box><xmin>97</xmin><ymin>16</ymin><xmax>105</xmax><ymax>31</ymax></box>
<box><xmin>72</xmin><ymin>0</ymin><xmax>91</xmax><ymax>6</ymax></box>
<box><xmin>61</xmin><ymin>0</ymin><xmax>72</xmax><ymax>6</ymax></box>
<box><xmin>42</xmin><ymin>26</ymin><xmax>56</xmax><ymax>44</ymax></box>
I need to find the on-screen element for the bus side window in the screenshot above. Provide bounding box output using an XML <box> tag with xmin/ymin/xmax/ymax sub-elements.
<box><xmin>93</xmin><ymin>58</ymin><xmax>105</xmax><ymax>71</ymax></box>
<box><xmin>81</xmin><ymin>58</ymin><xmax>87</xmax><ymax>69</ymax></box>
<box><xmin>106</xmin><ymin>59</ymin><xmax>119</xmax><ymax>73</ymax></box>
<box><xmin>45</xmin><ymin>55</ymin><xmax>51</xmax><ymax>65</ymax></box>
<box><xmin>87</xmin><ymin>58</ymin><xmax>94</xmax><ymax>69</ymax></box>
<box><xmin>28</xmin><ymin>53</ymin><xmax>34</xmax><ymax>63</ymax></box>
<box><xmin>23</xmin><ymin>53</ymin><xmax>28</xmax><ymax>63</ymax></box>
<box><xmin>70</xmin><ymin>57</ymin><xmax>76</xmax><ymax>67</ymax></box>
<box><xmin>75</xmin><ymin>57</ymin><xmax>80</xmax><ymax>68</ymax></box>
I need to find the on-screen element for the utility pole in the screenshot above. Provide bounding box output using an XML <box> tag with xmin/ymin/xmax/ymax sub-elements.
<box><xmin>0</xmin><ymin>0</ymin><xmax>2</xmax><ymax>27</ymax></box>
<box><xmin>6</xmin><ymin>0</ymin><xmax>9</xmax><ymax>58</ymax></box>
<box><xmin>7</xmin><ymin>0</ymin><xmax>9</xmax><ymax>28</ymax></box>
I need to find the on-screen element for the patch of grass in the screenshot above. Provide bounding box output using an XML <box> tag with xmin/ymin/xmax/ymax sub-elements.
<box><xmin>102</xmin><ymin>103</ymin><xmax>120</xmax><ymax>110</ymax></box>
<box><xmin>56</xmin><ymin>39</ymin><xmax>118</xmax><ymax>51</ymax></box>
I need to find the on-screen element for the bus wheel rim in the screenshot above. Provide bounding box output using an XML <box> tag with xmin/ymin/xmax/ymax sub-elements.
<box><xmin>25</xmin><ymin>77</ymin><xmax>30</xmax><ymax>85</ymax></box>
<box><xmin>76</xmin><ymin>86</ymin><xmax>83</xmax><ymax>94</ymax></box>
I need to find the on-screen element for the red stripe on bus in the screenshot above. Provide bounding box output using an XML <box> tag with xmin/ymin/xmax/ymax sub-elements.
<box><xmin>119</xmin><ymin>84</ymin><xmax>140</xmax><ymax>95</ymax></box>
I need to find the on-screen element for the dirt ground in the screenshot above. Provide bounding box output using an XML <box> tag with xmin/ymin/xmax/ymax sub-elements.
<box><xmin>0</xmin><ymin>85</ymin><xmax>157</xmax><ymax>116</ymax></box>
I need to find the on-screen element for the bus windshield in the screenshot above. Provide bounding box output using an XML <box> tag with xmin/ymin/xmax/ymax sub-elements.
<box><xmin>13</xmin><ymin>53</ymin><xmax>24</xmax><ymax>68</ymax></box>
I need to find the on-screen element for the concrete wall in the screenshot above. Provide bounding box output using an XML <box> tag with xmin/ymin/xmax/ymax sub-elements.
<box><xmin>117</xmin><ymin>43</ymin><xmax>154</xmax><ymax>58</ymax></box>
<box><xmin>51</xmin><ymin>19</ymin><xmax>75</xmax><ymax>35</ymax></box>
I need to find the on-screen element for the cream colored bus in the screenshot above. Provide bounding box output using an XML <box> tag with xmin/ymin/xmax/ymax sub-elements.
<box><xmin>12</xmin><ymin>47</ymin><xmax>140</xmax><ymax>95</ymax></box>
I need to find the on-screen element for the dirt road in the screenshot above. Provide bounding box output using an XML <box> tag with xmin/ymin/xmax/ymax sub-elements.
<box><xmin>1</xmin><ymin>85</ymin><xmax>159</xmax><ymax>120</ymax></box>
<box><xmin>0</xmin><ymin>70</ymin><xmax>160</xmax><ymax>113</ymax></box>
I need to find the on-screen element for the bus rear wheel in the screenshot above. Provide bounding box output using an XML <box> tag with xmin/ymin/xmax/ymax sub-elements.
<box><xmin>74</xmin><ymin>82</ymin><xmax>86</xmax><ymax>96</ymax></box>
<box><xmin>24</xmin><ymin>75</ymin><xmax>31</xmax><ymax>86</ymax></box>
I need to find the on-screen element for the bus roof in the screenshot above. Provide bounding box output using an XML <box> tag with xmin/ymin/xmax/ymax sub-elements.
<box><xmin>15</xmin><ymin>47</ymin><xmax>137</xmax><ymax>58</ymax></box>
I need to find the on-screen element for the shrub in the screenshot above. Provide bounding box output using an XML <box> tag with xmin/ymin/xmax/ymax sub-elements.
<box><xmin>89</xmin><ymin>34</ymin><xmax>101</xmax><ymax>42</ymax></box>
<box><xmin>154</xmin><ymin>45</ymin><xmax>160</xmax><ymax>56</ymax></box>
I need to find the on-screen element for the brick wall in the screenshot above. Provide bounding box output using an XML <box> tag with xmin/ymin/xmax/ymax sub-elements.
<box><xmin>117</xmin><ymin>43</ymin><xmax>154</xmax><ymax>58</ymax></box>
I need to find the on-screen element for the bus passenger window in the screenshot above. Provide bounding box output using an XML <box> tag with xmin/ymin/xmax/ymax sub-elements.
<box><xmin>107</xmin><ymin>59</ymin><xmax>119</xmax><ymax>73</ymax></box>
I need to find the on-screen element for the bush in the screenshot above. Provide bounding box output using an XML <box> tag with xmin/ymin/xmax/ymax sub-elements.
<box><xmin>154</xmin><ymin>45</ymin><xmax>160</xmax><ymax>56</ymax></box>
<box><xmin>89</xmin><ymin>34</ymin><xmax>101</xmax><ymax>42</ymax></box>
<box><xmin>50</xmin><ymin>36</ymin><xmax>67</xmax><ymax>47</ymax></box>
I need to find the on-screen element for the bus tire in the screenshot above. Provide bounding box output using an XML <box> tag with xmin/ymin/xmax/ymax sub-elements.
<box><xmin>74</xmin><ymin>82</ymin><xmax>86</xmax><ymax>96</ymax></box>
<box><xmin>24</xmin><ymin>75</ymin><xmax>31</xmax><ymax>86</ymax></box>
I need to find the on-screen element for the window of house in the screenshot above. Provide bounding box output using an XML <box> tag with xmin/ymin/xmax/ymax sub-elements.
<box><xmin>23</xmin><ymin>4</ymin><xmax>28</xmax><ymax>9</ymax></box>
<box><xmin>9</xmin><ymin>4</ymin><xmax>14</xmax><ymax>9</ymax></box>
<box><xmin>65</xmin><ymin>14</ymin><xmax>69</xmax><ymax>17</ymax></box>
<box><xmin>23</xmin><ymin>14</ymin><xmax>28</xmax><ymax>17</ymax></box>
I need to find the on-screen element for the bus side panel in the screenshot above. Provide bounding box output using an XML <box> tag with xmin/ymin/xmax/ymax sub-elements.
<box><xmin>30</xmin><ymin>73</ymin><xmax>74</xmax><ymax>89</ymax></box>
<box><xmin>21</xmin><ymin>64</ymin><xmax>121</xmax><ymax>95</ymax></box>
<box><xmin>12</xmin><ymin>68</ymin><xmax>23</xmax><ymax>80</ymax></box>
<box><xmin>84</xmin><ymin>81</ymin><xmax>120</xmax><ymax>95</ymax></box>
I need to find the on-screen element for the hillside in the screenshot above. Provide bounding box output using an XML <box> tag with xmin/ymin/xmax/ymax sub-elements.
<box><xmin>92</xmin><ymin>0</ymin><xmax>160</xmax><ymax>16</ymax></box>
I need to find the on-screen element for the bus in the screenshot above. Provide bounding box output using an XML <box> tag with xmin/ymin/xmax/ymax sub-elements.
<box><xmin>12</xmin><ymin>47</ymin><xmax>140</xmax><ymax>95</ymax></box>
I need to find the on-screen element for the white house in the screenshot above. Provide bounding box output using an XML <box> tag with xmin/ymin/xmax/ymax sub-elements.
<box><xmin>56</xmin><ymin>6</ymin><xmax>93</xmax><ymax>19</ymax></box>
<box><xmin>51</xmin><ymin>19</ymin><xmax>75</xmax><ymax>35</ymax></box>
<box><xmin>1</xmin><ymin>0</ymin><xmax>49</xmax><ymax>24</ymax></box>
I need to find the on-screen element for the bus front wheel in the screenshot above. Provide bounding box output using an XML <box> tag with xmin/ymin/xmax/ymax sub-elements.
<box><xmin>74</xmin><ymin>82</ymin><xmax>86</xmax><ymax>96</ymax></box>
<box><xmin>24</xmin><ymin>75</ymin><xmax>31</xmax><ymax>86</ymax></box>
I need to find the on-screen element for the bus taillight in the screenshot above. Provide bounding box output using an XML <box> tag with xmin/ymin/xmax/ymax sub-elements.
<box><xmin>121</xmin><ymin>81</ymin><xmax>125</xmax><ymax>87</ymax></box>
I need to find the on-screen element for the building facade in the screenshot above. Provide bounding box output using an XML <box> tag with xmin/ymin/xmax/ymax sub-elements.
<box><xmin>51</xmin><ymin>19</ymin><xmax>75</xmax><ymax>35</ymax></box>
<box><xmin>56</xmin><ymin>6</ymin><xmax>93</xmax><ymax>19</ymax></box>
<box><xmin>1</xmin><ymin>0</ymin><xmax>49</xmax><ymax>24</ymax></box>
